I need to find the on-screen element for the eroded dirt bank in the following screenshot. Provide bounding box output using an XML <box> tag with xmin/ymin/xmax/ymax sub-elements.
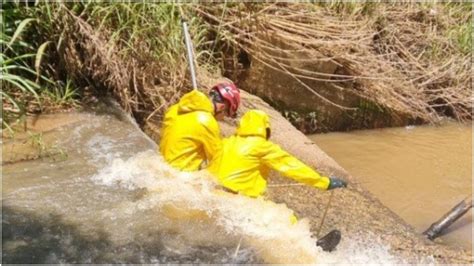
<box><xmin>216</xmin><ymin>91</ymin><xmax>472</xmax><ymax>264</ymax></box>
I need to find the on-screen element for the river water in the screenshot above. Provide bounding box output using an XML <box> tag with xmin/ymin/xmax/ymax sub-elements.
<box><xmin>1</xmin><ymin>106</ymin><xmax>421</xmax><ymax>263</ymax></box>
<box><xmin>310</xmin><ymin>122</ymin><xmax>472</xmax><ymax>251</ymax></box>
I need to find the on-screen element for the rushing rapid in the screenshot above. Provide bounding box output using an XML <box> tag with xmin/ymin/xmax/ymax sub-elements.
<box><xmin>2</xmin><ymin>108</ymin><xmax>422</xmax><ymax>263</ymax></box>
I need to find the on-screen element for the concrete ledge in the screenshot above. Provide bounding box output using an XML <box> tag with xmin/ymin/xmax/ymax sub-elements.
<box><xmin>218</xmin><ymin>90</ymin><xmax>471</xmax><ymax>264</ymax></box>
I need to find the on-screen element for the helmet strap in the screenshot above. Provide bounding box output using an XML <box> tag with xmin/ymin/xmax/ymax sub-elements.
<box><xmin>213</xmin><ymin>100</ymin><xmax>227</xmax><ymax>116</ymax></box>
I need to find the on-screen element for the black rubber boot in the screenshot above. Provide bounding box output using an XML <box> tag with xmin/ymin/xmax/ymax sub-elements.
<box><xmin>316</xmin><ymin>229</ymin><xmax>341</xmax><ymax>252</ymax></box>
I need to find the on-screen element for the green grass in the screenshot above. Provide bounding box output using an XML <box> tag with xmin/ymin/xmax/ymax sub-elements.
<box><xmin>42</xmin><ymin>79</ymin><xmax>78</xmax><ymax>106</ymax></box>
<box><xmin>78</xmin><ymin>3</ymin><xmax>209</xmax><ymax>67</ymax></box>
<box><xmin>2</xmin><ymin>3</ymin><xmax>79</xmax><ymax>132</ymax></box>
<box><xmin>28</xmin><ymin>131</ymin><xmax>68</xmax><ymax>162</ymax></box>
<box><xmin>2</xmin><ymin>2</ymin><xmax>216</xmax><ymax>132</ymax></box>
<box><xmin>451</xmin><ymin>21</ymin><xmax>472</xmax><ymax>55</ymax></box>
<box><xmin>2</xmin><ymin>2</ymin><xmax>471</xmax><ymax>131</ymax></box>
<box><xmin>2</xmin><ymin>7</ymin><xmax>41</xmax><ymax>131</ymax></box>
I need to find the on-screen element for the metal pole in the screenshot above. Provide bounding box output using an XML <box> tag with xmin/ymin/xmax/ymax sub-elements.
<box><xmin>423</xmin><ymin>197</ymin><xmax>473</xmax><ymax>240</ymax></box>
<box><xmin>182</xmin><ymin>21</ymin><xmax>198</xmax><ymax>90</ymax></box>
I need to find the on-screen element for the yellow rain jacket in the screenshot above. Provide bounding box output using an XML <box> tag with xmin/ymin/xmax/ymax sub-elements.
<box><xmin>159</xmin><ymin>90</ymin><xmax>221</xmax><ymax>171</ymax></box>
<box><xmin>208</xmin><ymin>110</ymin><xmax>330</xmax><ymax>197</ymax></box>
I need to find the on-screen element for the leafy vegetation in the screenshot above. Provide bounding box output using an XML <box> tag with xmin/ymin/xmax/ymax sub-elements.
<box><xmin>1</xmin><ymin>4</ymin><xmax>78</xmax><ymax>132</ymax></box>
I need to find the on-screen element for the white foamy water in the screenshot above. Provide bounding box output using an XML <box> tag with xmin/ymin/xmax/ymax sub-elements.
<box><xmin>3</xmin><ymin>108</ymin><xmax>423</xmax><ymax>263</ymax></box>
<box><xmin>92</xmin><ymin>150</ymin><xmax>411</xmax><ymax>264</ymax></box>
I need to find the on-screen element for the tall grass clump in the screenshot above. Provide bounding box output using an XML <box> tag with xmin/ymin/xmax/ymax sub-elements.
<box><xmin>1</xmin><ymin>3</ymin><xmax>78</xmax><ymax>132</ymax></box>
<box><xmin>3</xmin><ymin>2</ymin><xmax>217</xmax><ymax>130</ymax></box>
<box><xmin>3</xmin><ymin>2</ymin><xmax>470</xmax><ymax>132</ymax></box>
<box><xmin>35</xmin><ymin>2</ymin><xmax>216</xmax><ymax>124</ymax></box>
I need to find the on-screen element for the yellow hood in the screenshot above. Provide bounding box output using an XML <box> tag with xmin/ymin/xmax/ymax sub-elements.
<box><xmin>177</xmin><ymin>90</ymin><xmax>214</xmax><ymax>114</ymax></box>
<box><xmin>236</xmin><ymin>110</ymin><xmax>270</xmax><ymax>138</ymax></box>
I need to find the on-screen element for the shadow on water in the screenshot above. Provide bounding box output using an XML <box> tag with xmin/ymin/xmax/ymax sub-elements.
<box><xmin>1</xmin><ymin>104</ymin><xmax>261</xmax><ymax>264</ymax></box>
<box><xmin>2</xmin><ymin>205</ymin><xmax>117</xmax><ymax>263</ymax></box>
<box><xmin>2</xmin><ymin>205</ymin><xmax>259</xmax><ymax>264</ymax></box>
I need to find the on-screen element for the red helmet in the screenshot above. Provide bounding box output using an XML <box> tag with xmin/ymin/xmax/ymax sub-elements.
<box><xmin>211</xmin><ymin>82</ymin><xmax>240</xmax><ymax>117</ymax></box>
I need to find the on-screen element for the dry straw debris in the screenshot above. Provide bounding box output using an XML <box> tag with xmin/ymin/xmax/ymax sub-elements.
<box><xmin>5</xmin><ymin>3</ymin><xmax>469</xmax><ymax>130</ymax></box>
<box><xmin>196</xmin><ymin>3</ymin><xmax>472</xmax><ymax>123</ymax></box>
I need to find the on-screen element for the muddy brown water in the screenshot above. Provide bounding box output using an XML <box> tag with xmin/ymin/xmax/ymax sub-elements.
<box><xmin>309</xmin><ymin>122</ymin><xmax>472</xmax><ymax>251</ymax></box>
<box><xmin>2</xmin><ymin>106</ymin><xmax>422</xmax><ymax>263</ymax></box>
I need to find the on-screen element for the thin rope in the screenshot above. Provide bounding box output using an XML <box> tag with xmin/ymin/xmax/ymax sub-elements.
<box><xmin>317</xmin><ymin>189</ymin><xmax>335</xmax><ymax>238</ymax></box>
<box><xmin>233</xmin><ymin>236</ymin><xmax>243</xmax><ymax>258</ymax></box>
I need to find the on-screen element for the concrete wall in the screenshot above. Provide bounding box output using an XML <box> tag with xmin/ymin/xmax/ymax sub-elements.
<box><xmin>225</xmin><ymin>44</ymin><xmax>417</xmax><ymax>133</ymax></box>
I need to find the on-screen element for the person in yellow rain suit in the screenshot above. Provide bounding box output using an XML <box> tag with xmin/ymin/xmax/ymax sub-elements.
<box><xmin>208</xmin><ymin>109</ymin><xmax>347</xmax><ymax>198</ymax></box>
<box><xmin>159</xmin><ymin>82</ymin><xmax>241</xmax><ymax>171</ymax></box>
<box><xmin>210</xmin><ymin>109</ymin><xmax>346</xmax><ymax>252</ymax></box>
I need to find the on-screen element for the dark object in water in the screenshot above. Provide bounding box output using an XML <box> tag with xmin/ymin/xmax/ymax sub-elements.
<box><xmin>316</xmin><ymin>229</ymin><xmax>341</xmax><ymax>252</ymax></box>
<box><xmin>423</xmin><ymin>197</ymin><xmax>473</xmax><ymax>240</ymax></box>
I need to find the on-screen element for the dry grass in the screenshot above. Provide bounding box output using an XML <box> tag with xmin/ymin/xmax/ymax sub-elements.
<box><xmin>18</xmin><ymin>3</ymin><xmax>217</xmax><ymax>126</ymax></box>
<box><xmin>195</xmin><ymin>3</ymin><xmax>472</xmax><ymax>122</ymax></box>
<box><xmin>4</xmin><ymin>2</ymin><xmax>470</xmax><ymax>131</ymax></box>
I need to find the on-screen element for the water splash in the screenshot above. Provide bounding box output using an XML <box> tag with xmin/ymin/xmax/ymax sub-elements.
<box><xmin>3</xmin><ymin>110</ymin><xmax>428</xmax><ymax>263</ymax></box>
<box><xmin>92</xmin><ymin>150</ymin><xmax>410</xmax><ymax>264</ymax></box>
